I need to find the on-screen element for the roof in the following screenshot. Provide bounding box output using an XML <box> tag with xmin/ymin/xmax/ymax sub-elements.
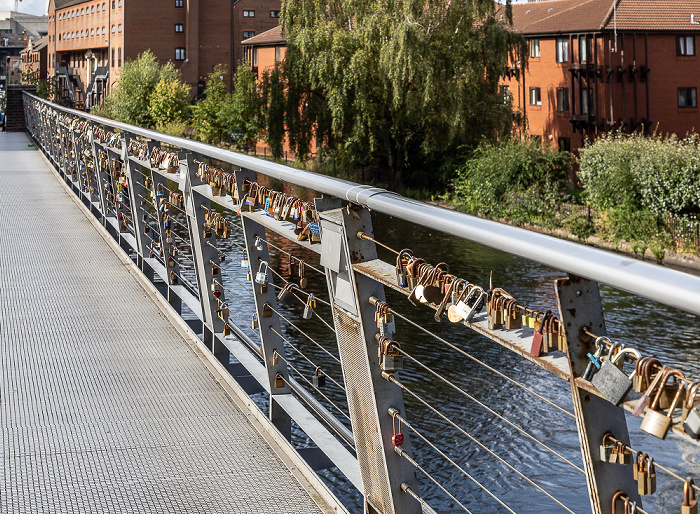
<box><xmin>55</xmin><ymin>0</ymin><xmax>91</xmax><ymax>10</ymax></box>
<box><xmin>20</xmin><ymin>35</ymin><xmax>48</xmax><ymax>53</ymax></box>
<box><xmin>241</xmin><ymin>25</ymin><xmax>284</xmax><ymax>46</ymax></box>
<box><xmin>508</xmin><ymin>0</ymin><xmax>700</xmax><ymax>35</ymax></box>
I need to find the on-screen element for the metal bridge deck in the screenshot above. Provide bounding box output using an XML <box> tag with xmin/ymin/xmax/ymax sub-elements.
<box><xmin>0</xmin><ymin>133</ymin><xmax>325</xmax><ymax>513</ymax></box>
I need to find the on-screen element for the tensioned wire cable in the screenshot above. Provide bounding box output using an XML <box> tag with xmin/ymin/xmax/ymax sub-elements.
<box><xmin>213</xmin><ymin>281</ymin><xmax>256</xmax><ymax>316</ymax></box>
<box><xmin>391</xmin><ymin>412</ymin><xmax>513</xmax><ymax>514</ymax></box>
<box><xmin>269</xmin><ymin>326</ymin><xmax>346</xmax><ymax>393</ymax></box>
<box><xmin>255</xmin><ymin>236</ymin><xmax>326</xmax><ymax>276</ymax></box>
<box><xmin>210</xmin><ymin>261</ymin><xmax>254</xmax><ymax>295</ymax></box>
<box><xmin>274</xmin><ymin>351</ymin><xmax>352</xmax><ymax>424</ymax></box>
<box><xmin>266</xmin><ymin>304</ymin><xmax>341</xmax><ymax>364</ymax></box>
<box><xmin>395</xmin><ymin>344</ymin><xmax>584</xmax><ymax>474</ymax></box>
<box><xmin>397</xmin><ymin>482</ymin><xmax>438</xmax><ymax>514</ymax></box>
<box><xmin>387</xmin><ymin>306</ymin><xmax>575</xmax><ymax>419</ymax></box>
<box><xmin>385</xmin><ymin>374</ymin><xmax>577</xmax><ymax>514</ymax></box>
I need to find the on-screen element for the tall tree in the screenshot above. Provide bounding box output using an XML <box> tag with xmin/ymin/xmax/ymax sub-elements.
<box><xmin>279</xmin><ymin>0</ymin><xmax>525</xmax><ymax>186</ymax></box>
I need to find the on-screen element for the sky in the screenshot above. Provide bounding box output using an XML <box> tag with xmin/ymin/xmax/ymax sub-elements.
<box><xmin>0</xmin><ymin>0</ymin><xmax>47</xmax><ymax>15</ymax></box>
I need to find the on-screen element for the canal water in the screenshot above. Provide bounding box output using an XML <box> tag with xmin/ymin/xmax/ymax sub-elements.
<box><xmin>176</xmin><ymin>186</ymin><xmax>700</xmax><ymax>513</ymax></box>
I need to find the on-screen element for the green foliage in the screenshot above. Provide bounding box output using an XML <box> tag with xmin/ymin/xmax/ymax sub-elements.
<box><xmin>260</xmin><ymin>64</ymin><xmax>286</xmax><ymax>158</ymax></box>
<box><xmin>148</xmin><ymin>75</ymin><xmax>190</xmax><ymax>127</ymax></box>
<box><xmin>278</xmin><ymin>0</ymin><xmax>526</xmax><ymax>186</ymax></box>
<box><xmin>564</xmin><ymin>214</ymin><xmax>595</xmax><ymax>242</ymax></box>
<box><xmin>155</xmin><ymin>119</ymin><xmax>190</xmax><ymax>137</ymax></box>
<box><xmin>219</xmin><ymin>64</ymin><xmax>262</xmax><ymax>150</ymax></box>
<box><xmin>453</xmin><ymin>138</ymin><xmax>570</xmax><ymax>215</ymax></box>
<box><xmin>191</xmin><ymin>65</ymin><xmax>229</xmax><ymax>143</ymax></box>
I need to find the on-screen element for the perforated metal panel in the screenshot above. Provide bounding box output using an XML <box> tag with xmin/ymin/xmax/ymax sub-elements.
<box><xmin>333</xmin><ymin>306</ymin><xmax>392</xmax><ymax>514</ymax></box>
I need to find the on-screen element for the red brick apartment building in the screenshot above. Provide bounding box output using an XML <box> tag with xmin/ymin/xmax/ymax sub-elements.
<box><xmin>46</xmin><ymin>0</ymin><xmax>281</xmax><ymax>109</ymax></box>
<box><xmin>20</xmin><ymin>35</ymin><xmax>48</xmax><ymax>84</ymax></box>
<box><xmin>501</xmin><ymin>0</ymin><xmax>700</xmax><ymax>153</ymax></box>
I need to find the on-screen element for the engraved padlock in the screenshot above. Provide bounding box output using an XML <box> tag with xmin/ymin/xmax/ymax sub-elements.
<box><xmin>683</xmin><ymin>478</ymin><xmax>698</xmax><ymax>514</ymax></box>
<box><xmin>392</xmin><ymin>411</ymin><xmax>404</xmax><ymax>447</ymax></box>
<box><xmin>639</xmin><ymin>368</ymin><xmax>686</xmax><ymax>439</ymax></box>
<box><xmin>591</xmin><ymin>347</ymin><xmax>642</xmax><ymax>405</ymax></box>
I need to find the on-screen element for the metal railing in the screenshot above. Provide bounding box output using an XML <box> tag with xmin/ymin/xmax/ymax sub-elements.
<box><xmin>24</xmin><ymin>92</ymin><xmax>700</xmax><ymax>514</ymax></box>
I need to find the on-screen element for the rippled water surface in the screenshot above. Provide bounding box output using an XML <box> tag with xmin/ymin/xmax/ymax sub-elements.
<box><xmin>196</xmin><ymin>198</ymin><xmax>700</xmax><ymax>514</ymax></box>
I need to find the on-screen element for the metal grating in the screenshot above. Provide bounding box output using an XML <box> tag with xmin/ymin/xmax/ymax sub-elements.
<box><xmin>0</xmin><ymin>132</ymin><xmax>324</xmax><ymax>514</ymax></box>
<box><xmin>333</xmin><ymin>305</ymin><xmax>391</xmax><ymax>514</ymax></box>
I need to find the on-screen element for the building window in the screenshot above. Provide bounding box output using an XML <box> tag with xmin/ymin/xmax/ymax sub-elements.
<box><xmin>91</xmin><ymin>6</ymin><xmax>94</xmax><ymax>13</ymax></box>
<box><xmin>529</xmin><ymin>39</ymin><xmax>540</xmax><ymax>58</ymax></box>
<box><xmin>118</xmin><ymin>0</ymin><xmax>122</xmax><ymax>6</ymax></box>
<box><xmin>80</xmin><ymin>8</ymin><xmax>84</xmax><ymax>15</ymax></box>
<box><xmin>91</xmin><ymin>28</ymin><xmax>94</xmax><ymax>36</ymax></box>
<box><xmin>175</xmin><ymin>23</ymin><xmax>184</xmax><ymax>32</ymax></box>
<box><xmin>270</xmin><ymin>10</ymin><xmax>280</xmax><ymax>18</ymax></box>
<box><xmin>111</xmin><ymin>47</ymin><xmax>115</xmax><ymax>67</ymax></box>
<box><xmin>580</xmin><ymin>88</ymin><xmax>594</xmax><ymax>114</ymax></box>
<box><xmin>243</xmin><ymin>10</ymin><xmax>255</xmax><ymax>17</ymax></box>
<box><xmin>500</xmin><ymin>85</ymin><xmax>511</xmax><ymax>103</ymax></box>
<box><xmin>112</xmin><ymin>25</ymin><xmax>115</xmax><ymax>33</ymax></box>
<box><xmin>556</xmin><ymin>87</ymin><xmax>569</xmax><ymax>113</ymax></box>
<box><xmin>118</xmin><ymin>24</ymin><xmax>122</xmax><ymax>32</ymax></box>
<box><xmin>103</xmin><ymin>2</ymin><xmax>106</xmax><ymax>10</ymax></box>
<box><xmin>253</xmin><ymin>47</ymin><xmax>258</xmax><ymax>66</ymax></box>
<box><xmin>243</xmin><ymin>31</ymin><xmax>255</xmax><ymax>39</ymax></box>
<box><xmin>175</xmin><ymin>47</ymin><xmax>186</xmax><ymax>60</ymax></box>
<box><xmin>96</xmin><ymin>4</ymin><xmax>100</xmax><ymax>12</ymax></box>
<box><xmin>275</xmin><ymin>45</ymin><xmax>281</xmax><ymax>61</ymax></box>
<box><xmin>102</xmin><ymin>27</ymin><xmax>106</xmax><ymax>34</ymax></box>
<box><xmin>175</xmin><ymin>0</ymin><xmax>183</xmax><ymax>7</ymax></box>
<box><xmin>678</xmin><ymin>36</ymin><xmax>695</xmax><ymax>56</ymax></box>
<box><xmin>579</xmin><ymin>36</ymin><xmax>589</xmax><ymax>63</ymax></box>
<box><xmin>678</xmin><ymin>87</ymin><xmax>697</xmax><ymax>107</ymax></box>
<box><xmin>558</xmin><ymin>137</ymin><xmax>571</xmax><ymax>153</ymax></box>
<box><xmin>118</xmin><ymin>47</ymin><xmax>121</xmax><ymax>67</ymax></box>
<box><xmin>556</xmin><ymin>38</ymin><xmax>569</xmax><ymax>63</ymax></box>
<box><xmin>112</xmin><ymin>0</ymin><xmax>115</xmax><ymax>8</ymax></box>
<box><xmin>529</xmin><ymin>87</ymin><xmax>541</xmax><ymax>106</ymax></box>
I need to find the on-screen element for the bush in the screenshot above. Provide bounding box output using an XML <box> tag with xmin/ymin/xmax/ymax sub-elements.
<box><xmin>453</xmin><ymin>138</ymin><xmax>570</xmax><ymax>216</ymax></box>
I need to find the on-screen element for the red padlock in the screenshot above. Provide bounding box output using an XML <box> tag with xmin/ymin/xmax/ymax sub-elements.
<box><xmin>392</xmin><ymin>413</ymin><xmax>404</xmax><ymax>447</ymax></box>
<box><xmin>212</xmin><ymin>289</ymin><xmax>222</xmax><ymax>299</ymax></box>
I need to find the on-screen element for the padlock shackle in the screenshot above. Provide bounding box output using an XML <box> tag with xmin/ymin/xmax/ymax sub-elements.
<box><xmin>594</xmin><ymin>335</ymin><xmax>611</xmax><ymax>352</ymax></box>
<box><xmin>650</xmin><ymin>368</ymin><xmax>686</xmax><ymax>411</ymax></box>
<box><xmin>611</xmin><ymin>491</ymin><xmax>629</xmax><ymax>514</ymax></box>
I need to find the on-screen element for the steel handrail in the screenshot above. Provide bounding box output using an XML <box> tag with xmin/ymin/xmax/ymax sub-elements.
<box><xmin>25</xmin><ymin>92</ymin><xmax>700</xmax><ymax>316</ymax></box>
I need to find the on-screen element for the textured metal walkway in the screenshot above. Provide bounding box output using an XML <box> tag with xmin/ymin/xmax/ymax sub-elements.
<box><xmin>0</xmin><ymin>133</ymin><xmax>325</xmax><ymax>513</ymax></box>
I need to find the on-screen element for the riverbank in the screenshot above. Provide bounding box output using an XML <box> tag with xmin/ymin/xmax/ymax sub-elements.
<box><xmin>429</xmin><ymin>200</ymin><xmax>700</xmax><ymax>276</ymax></box>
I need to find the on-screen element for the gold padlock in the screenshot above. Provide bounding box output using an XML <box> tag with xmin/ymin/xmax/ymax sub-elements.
<box><xmin>640</xmin><ymin>368</ymin><xmax>686</xmax><ymax>439</ymax></box>
<box><xmin>683</xmin><ymin>478</ymin><xmax>697</xmax><ymax>514</ymax></box>
<box><xmin>274</xmin><ymin>372</ymin><xmax>285</xmax><ymax>389</ymax></box>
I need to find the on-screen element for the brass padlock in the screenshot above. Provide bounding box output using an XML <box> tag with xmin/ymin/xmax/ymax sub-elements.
<box><xmin>639</xmin><ymin>368</ymin><xmax>686</xmax><ymax>439</ymax></box>
<box><xmin>261</xmin><ymin>303</ymin><xmax>273</xmax><ymax>318</ymax></box>
<box><xmin>683</xmin><ymin>478</ymin><xmax>698</xmax><ymax>514</ymax></box>
<box><xmin>634</xmin><ymin>452</ymin><xmax>649</xmax><ymax>495</ymax></box>
<box><xmin>599</xmin><ymin>432</ymin><xmax>614</xmax><ymax>462</ymax></box>
<box><xmin>251</xmin><ymin>313</ymin><xmax>259</xmax><ymax>329</ymax></box>
<box><xmin>217</xmin><ymin>303</ymin><xmax>229</xmax><ymax>321</ymax></box>
<box><xmin>274</xmin><ymin>372</ymin><xmax>285</xmax><ymax>389</ymax></box>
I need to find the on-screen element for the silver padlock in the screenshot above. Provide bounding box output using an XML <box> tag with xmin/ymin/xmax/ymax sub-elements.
<box><xmin>255</xmin><ymin>261</ymin><xmax>269</xmax><ymax>285</ymax></box>
<box><xmin>303</xmin><ymin>294</ymin><xmax>315</xmax><ymax>320</ymax></box>
<box><xmin>684</xmin><ymin>384</ymin><xmax>700</xmax><ymax>439</ymax></box>
<box><xmin>241</xmin><ymin>251</ymin><xmax>249</xmax><ymax>269</ymax></box>
<box><xmin>379</xmin><ymin>336</ymin><xmax>403</xmax><ymax>373</ymax></box>
<box><xmin>379</xmin><ymin>311</ymin><xmax>396</xmax><ymax>337</ymax></box>
<box><xmin>454</xmin><ymin>286</ymin><xmax>484</xmax><ymax>322</ymax></box>
<box><xmin>591</xmin><ymin>347</ymin><xmax>642</xmax><ymax>405</ymax></box>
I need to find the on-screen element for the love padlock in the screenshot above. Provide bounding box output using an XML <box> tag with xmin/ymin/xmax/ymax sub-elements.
<box><xmin>640</xmin><ymin>368</ymin><xmax>686</xmax><ymax>439</ymax></box>
<box><xmin>592</xmin><ymin>347</ymin><xmax>642</xmax><ymax>405</ymax></box>
<box><xmin>303</xmin><ymin>294</ymin><xmax>316</xmax><ymax>320</ymax></box>
<box><xmin>391</xmin><ymin>409</ymin><xmax>404</xmax><ymax>447</ymax></box>
<box><xmin>255</xmin><ymin>261</ymin><xmax>269</xmax><ymax>285</ymax></box>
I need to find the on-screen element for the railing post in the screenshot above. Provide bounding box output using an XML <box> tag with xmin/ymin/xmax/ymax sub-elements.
<box><xmin>555</xmin><ymin>275</ymin><xmax>642</xmax><ymax>514</ymax></box>
<box><xmin>234</xmin><ymin>168</ymin><xmax>292</xmax><ymax>439</ymax></box>
<box><xmin>318</xmin><ymin>203</ymin><xmax>420</xmax><ymax>514</ymax></box>
<box><xmin>89</xmin><ymin>122</ymin><xmax>110</xmax><ymax>221</ymax></box>
<box><xmin>181</xmin><ymin>153</ymin><xmax>228</xmax><ymax>361</ymax></box>
<box><xmin>123</xmin><ymin>133</ymin><xmax>150</xmax><ymax>275</ymax></box>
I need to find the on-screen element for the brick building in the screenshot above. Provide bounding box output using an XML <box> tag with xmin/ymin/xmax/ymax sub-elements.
<box><xmin>46</xmin><ymin>0</ymin><xmax>281</xmax><ymax>110</ymax></box>
<box><xmin>501</xmin><ymin>0</ymin><xmax>700</xmax><ymax>153</ymax></box>
<box><xmin>21</xmin><ymin>35</ymin><xmax>48</xmax><ymax>84</ymax></box>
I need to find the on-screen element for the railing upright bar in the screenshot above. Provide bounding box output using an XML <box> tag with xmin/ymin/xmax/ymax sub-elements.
<box><xmin>182</xmin><ymin>152</ymin><xmax>228</xmax><ymax>360</ymax></box>
<box><xmin>234</xmin><ymin>167</ymin><xmax>293</xmax><ymax>438</ymax></box>
<box><xmin>123</xmin><ymin>133</ymin><xmax>152</xmax><ymax>282</ymax></box>
<box><xmin>556</xmin><ymin>276</ymin><xmax>642</xmax><ymax>514</ymax></box>
<box><xmin>318</xmin><ymin>203</ymin><xmax>421</xmax><ymax>514</ymax></box>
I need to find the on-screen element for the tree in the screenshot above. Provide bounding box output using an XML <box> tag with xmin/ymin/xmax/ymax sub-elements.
<box><xmin>148</xmin><ymin>74</ymin><xmax>191</xmax><ymax>128</ymax></box>
<box><xmin>103</xmin><ymin>51</ymin><xmax>186</xmax><ymax>127</ymax></box>
<box><xmin>278</xmin><ymin>0</ymin><xmax>526</xmax><ymax>187</ymax></box>
<box><xmin>220</xmin><ymin>64</ymin><xmax>262</xmax><ymax>150</ymax></box>
<box><xmin>191</xmin><ymin>65</ymin><xmax>229</xmax><ymax>143</ymax></box>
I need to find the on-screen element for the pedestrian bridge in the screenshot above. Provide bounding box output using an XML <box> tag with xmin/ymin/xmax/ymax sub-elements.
<box><xmin>4</xmin><ymin>94</ymin><xmax>700</xmax><ymax>514</ymax></box>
